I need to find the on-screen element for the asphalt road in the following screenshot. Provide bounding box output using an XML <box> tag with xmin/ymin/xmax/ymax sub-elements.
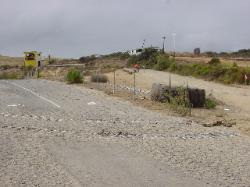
<box><xmin>1</xmin><ymin>79</ymin><xmax>250</xmax><ymax>187</ymax></box>
<box><xmin>0</xmin><ymin>79</ymin><xmax>211</xmax><ymax>187</ymax></box>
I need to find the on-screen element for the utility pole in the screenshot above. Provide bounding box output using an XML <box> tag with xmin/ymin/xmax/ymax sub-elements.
<box><xmin>48</xmin><ymin>48</ymin><xmax>51</xmax><ymax>64</ymax></box>
<box><xmin>172</xmin><ymin>33</ymin><xmax>176</xmax><ymax>58</ymax></box>
<box><xmin>162</xmin><ymin>36</ymin><xmax>166</xmax><ymax>54</ymax></box>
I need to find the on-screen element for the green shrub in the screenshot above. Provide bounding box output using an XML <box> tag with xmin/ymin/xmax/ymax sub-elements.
<box><xmin>138</xmin><ymin>47</ymin><xmax>159</xmax><ymax>61</ymax></box>
<box><xmin>165</xmin><ymin>86</ymin><xmax>191</xmax><ymax>116</ymax></box>
<box><xmin>204</xmin><ymin>98</ymin><xmax>217</xmax><ymax>109</ymax></box>
<box><xmin>127</xmin><ymin>47</ymin><xmax>159</xmax><ymax>68</ymax></box>
<box><xmin>154</xmin><ymin>55</ymin><xmax>172</xmax><ymax>70</ymax></box>
<box><xmin>91</xmin><ymin>74</ymin><xmax>108</xmax><ymax>83</ymax></box>
<box><xmin>66</xmin><ymin>69</ymin><xmax>83</xmax><ymax>84</ymax></box>
<box><xmin>127</xmin><ymin>56</ymin><xmax>138</xmax><ymax>67</ymax></box>
<box><xmin>79</xmin><ymin>55</ymin><xmax>96</xmax><ymax>63</ymax></box>
<box><xmin>101</xmin><ymin>52</ymin><xmax>130</xmax><ymax>60</ymax></box>
<box><xmin>208</xmin><ymin>57</ymin><xmax>220</xmax><ymax>65</ymax></box>
<box><xmin>169</xmin><ymin>62</ymin><xmax>177</xmax><ymax>72</ymax></box>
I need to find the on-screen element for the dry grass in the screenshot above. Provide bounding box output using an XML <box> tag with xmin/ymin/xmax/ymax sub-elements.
<box><xmin>176</xmin><ymin>56</ymin><xmax>250</xmax><ymax>67</ymax></box>
<box><xmin>0</xmin><ymin>55</ymin><xmax>23</xmax><ymax>67</ymax></box>
<box><xmin>93</xmin><ymin>58</ymin><xmax>128</xmax><ymax>69</ymax></box>
<box><xmin>91</xmin><ymin>74</ymin><xmax>108</xmax><ymax>83</ymax></box>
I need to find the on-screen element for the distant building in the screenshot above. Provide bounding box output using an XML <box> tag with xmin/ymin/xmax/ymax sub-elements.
<box><xmin>128</xmin><ymin>47</ymin><xmax>160</xmax><ymax>56</ymax></box>
<box><xmin>92</xmin><ymin>54</ymin><xmax>102</xmax><ymax>58</ymax></box>
<box><xmin>128</xmin><ymin>48</ymin><xmax>143</xmax><ymax>56</ymax></box>
<box><xmin>194</xmin><ymin>48</ymin><xmax>201</xmax><ymax>55</ymax></box>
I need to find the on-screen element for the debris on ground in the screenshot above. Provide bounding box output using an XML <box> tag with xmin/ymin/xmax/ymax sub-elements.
<box><xmin>97</xmin><ymin>129</ymin><xmax>137</xmax><ymax>138</ymax></box>
<box><xmin>88</xmin><ymin>102</ymin><xmax>97</xmax><ymax>105</ymax></box>
<box><xmin>123</xmin><ymin>68</ymin><xmax>134</xmax><ymax>74</ymax></box>
<box><xmin>202</xmin><ymin>119</ymin><xmax>236</xmax><ymax>127</ymax></box>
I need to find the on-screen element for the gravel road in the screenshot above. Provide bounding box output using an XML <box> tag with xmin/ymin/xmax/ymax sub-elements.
<box><xmin>0</xmin><ymin>79</ymin><xmax>250</xmax><ymax>187</ymax></box>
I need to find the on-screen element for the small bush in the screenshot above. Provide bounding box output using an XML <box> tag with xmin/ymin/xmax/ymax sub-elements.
<box><xmin>79</xmin><ymin>55</ymin><xmax>96</xmax><ymax>63</ymax></box>
<box><xmin>154</xmin><ymin>54</ymin><xmax>172</xmax><ymax>70</ymax></box>
<box><xmin>127</xmin><ymin>47</ymin><xmax>159</xmax><ymax>69</ymax></box>
<box><xmin>204</xmin><ymin>98</ymin><xmax>217</xmax><ymax>109</ymax></box>
<box><xmin>208</xmin><ymin>57</ymin><xmax>220</xmax><ymax>65</ymax></box>
<box><xmin>166</xmin><ymin>87</ymin><xmax>192</xmax><ymax>116</ymax></box>
<box><xmin>169</xmin><ymin>62</ymin><xmax>177</xmax><ymax>72</ymax></box>
<box><xmin>91</xmin><ymin>74</ymin><xmax>108</xmax><ymax>83</ymax></box>
<box><xmin>66</xmin><ymin>69</ymin><xmax>83</xmax><ymax>84</ymax></box>
<box><xmin>139</xmin><ymin>47</ymin><xmax>159</xmax><ymax>61</ymax></box>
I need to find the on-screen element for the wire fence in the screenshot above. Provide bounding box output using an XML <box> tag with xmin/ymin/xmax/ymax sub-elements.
<box><xmin>86</xmin><ymin>68</ymin><xmax>151</xmax><ymax>100</ymax></box>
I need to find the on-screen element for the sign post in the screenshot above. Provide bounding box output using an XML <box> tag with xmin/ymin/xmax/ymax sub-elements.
<box><xmin>113</xmin><ymin>70</ymin><xmax>116</xmax><ymax>94</ymax></box>
<box><xmin>134</xmin><ymin>71</ymin><xmax>136</xmax><ymax>100</ymax></box>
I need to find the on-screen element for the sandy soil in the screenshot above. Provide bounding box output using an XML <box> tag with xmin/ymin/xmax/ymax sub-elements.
<box><xmin>106</xmin><ymin>69</ymin><xmax>250</xmax><ymax>135</ymax></box>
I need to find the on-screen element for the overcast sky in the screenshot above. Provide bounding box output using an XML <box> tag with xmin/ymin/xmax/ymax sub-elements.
<box><xmin>0</xmin><ymin>0</ymin><xmax>249</xmax><ymax>58</ymax></box>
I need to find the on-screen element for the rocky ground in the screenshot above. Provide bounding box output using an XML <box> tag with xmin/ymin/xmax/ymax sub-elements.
<box><xmin>0</xmin><ymin>79</ymin><xmax>250</xmax><ymax>186</ymax></box>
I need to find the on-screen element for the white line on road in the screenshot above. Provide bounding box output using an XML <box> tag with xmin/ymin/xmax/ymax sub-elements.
<box><xmin>6</xmin><ymin>81</ymin><xmax>61</xmax><ymax>108</ymax></box>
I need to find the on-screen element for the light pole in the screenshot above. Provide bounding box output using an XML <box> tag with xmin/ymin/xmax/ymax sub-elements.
<box><xmin>162</xmin><ymin>36</ymin><xmax>166</xmax><ymax>54</ymax></box>
<box><xmin>172</xmin><ymin>33</ymin><xmax>176</xmax><ymax>58</ymax></box>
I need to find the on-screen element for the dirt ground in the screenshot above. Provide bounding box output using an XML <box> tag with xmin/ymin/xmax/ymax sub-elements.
<box><xmin>105</xmin><ymin>69</ymin><xmax>250</xmax><ymax>136</ymax></box>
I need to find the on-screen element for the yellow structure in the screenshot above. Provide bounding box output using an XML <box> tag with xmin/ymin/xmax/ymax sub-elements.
<box><xmin>24</xmin><ymin>51</ymin><xmax>42</xmax><ymax>68</ymax></box>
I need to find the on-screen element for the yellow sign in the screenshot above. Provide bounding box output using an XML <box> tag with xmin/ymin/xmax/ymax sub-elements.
<box><xmin>24</xmin><ymin>51</ymin><xmax>42</xmax><ymax>68</ymax></box>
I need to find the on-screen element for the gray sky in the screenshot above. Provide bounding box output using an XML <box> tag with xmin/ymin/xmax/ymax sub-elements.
<box><xmin>0</xmin><ymin>0</ymin><xmax>249</xmax><ymax>58</ymax></box>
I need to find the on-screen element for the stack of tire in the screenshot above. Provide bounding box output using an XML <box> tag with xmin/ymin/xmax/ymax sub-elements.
<box><xmin>187</xmin><ymin>88</ymin><xmax>205</xmax><ymax>108</ymax></box>
<box><xmin>151</xmin><ymin>83</ymin><xmax>169</xmax><ymax>102</ymax></box>
<box><xmin>151</xmin><ymin>83</ymin><xmax>205</xmax><ymax>108</ymax></box>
